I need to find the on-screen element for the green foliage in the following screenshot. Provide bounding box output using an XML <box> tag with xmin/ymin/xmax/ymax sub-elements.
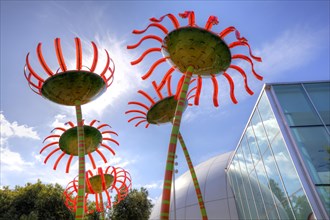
<box><xmin>0</xmin><ymin>180</ymin><xmax>74</xmax><ymax>220</ymax></box>
<box><xmin>110</xmin><ymin>187</ymin><xmax>153</xmax><ymax>220</ymax></box>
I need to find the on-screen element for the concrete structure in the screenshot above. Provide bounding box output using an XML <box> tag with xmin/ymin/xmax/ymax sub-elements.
<box><xmin>150</xmin><ymin>81</ymin><xmax>329</xmax><ymax>220</ymax></box>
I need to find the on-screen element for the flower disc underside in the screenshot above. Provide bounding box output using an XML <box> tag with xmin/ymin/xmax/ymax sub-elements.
<box><xmin>86</xmin><ymin>174</ymin><xmax>114</xmax><ymax>194</ymax></box>
<box><xmin>41</xmin><ymin>70</ymin><xmax>106</xmax><ymax>106</ymax></box>
<box><xmin>147</xmin><ymin>96</ymin><xmax>187</xmax><ymax>124</ymax></box>
<box><xmin>59</xmin><ymin>126</ymin><xmax>102</xmax><ymax>155</ymax></box>
<box><xmin>162</xmin><ymin>27</ymin><xmax>231</xmax><ymax>76</ymax></box>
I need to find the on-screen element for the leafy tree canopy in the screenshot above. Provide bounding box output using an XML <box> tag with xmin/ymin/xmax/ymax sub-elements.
<box><xmin>0</xmin><ymin>180</ymin><xmax>74</xmax><ymax>220</ymax></box>
<box><xmin>110</xmin><ymin>187</ymin><xmax>154</xmax><ymax>220</ymax></box>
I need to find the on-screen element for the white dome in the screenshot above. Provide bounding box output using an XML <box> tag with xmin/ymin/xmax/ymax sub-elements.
<box><xmin>150</xmin><ymin>151</ymin><xmax>239</xmax><ymax>220</ymax></box>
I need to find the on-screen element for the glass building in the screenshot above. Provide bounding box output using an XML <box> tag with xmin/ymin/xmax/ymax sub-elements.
<box><xmin>227</xmin><ymin>81</ymin><xmax>329</xmax><ymax>220</ymax></box>
<box><xmin>150</xmin><ymin>81</ymin><xmax>329</xmax><ymax>220</ymax></box>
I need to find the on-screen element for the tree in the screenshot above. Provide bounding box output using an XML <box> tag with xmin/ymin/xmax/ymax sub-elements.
<box><xmin>0</xmin><ymin>180</ymin><xmax>74</xmax><ymax>220</ymax></box>
<box><xmin>110</xmin><ymin>187</ymin><xmax>153</xmax><ymax>220</ymax></box>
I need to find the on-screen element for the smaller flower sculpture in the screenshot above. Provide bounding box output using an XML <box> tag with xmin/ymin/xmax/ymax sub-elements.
<box><xmin>64</xmin><ymin>166</ymin><xmax>132</xmax><ymax>216</ymax></box>
<box><xmin>125</xmin><ymin>78</ymin><xmax>208</xmax><ymax>219</ymax></box>
<box><xmin>24</xmin><ymin>37</ymin><xmax>115</xmax><ymax>106</ymax></box>
<box><xmin>125</xmin><ymin>77</ymin><xmax>196</xmax><ymax>128</ymax></box>
<box><xmin>41</xmin><ymin>120</ymin><xmax>119</xmax><ymax>173</ymax></box>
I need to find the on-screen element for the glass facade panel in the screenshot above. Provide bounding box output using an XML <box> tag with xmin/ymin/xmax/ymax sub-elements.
<box><xmin>251</xmin><ymin>112</ymin><xmax>269</xmax><ymax>156</ymax></box>
<box><xmin>258</xmin><ymin>93</ymin><xmax>281</xmax><ymax>143</ymax></box>
<box><xmin>291</xmin><ymin>126</ymin><xmax>330</xmax><ymax>185</ymax></box>
<box><xmin>246</xmin><ymin>124</ymin><xmax>261</xmax><ymax>166</ymax></box>
<box><xmin>273</xmin><ymin>85</ymin><xmax>321</xmax><ymax>126</ymax></box>
<box><xmin>271</xmin><ymin>132</ymin><xmax>301</xmax><ymax>196</ymax></box>
<box><xmin>274</xmin><ymin>82</ymin><xmax>330</xmax><ymax>215</ymax></box>
<box><xmin>238</xmin><ymin>147</ymin><xmax>258</xmax><ymax>219</ymax></box>
<box><xmin>228</xmin><ymin>88</ymin><xmax>317</xmax><ymax>220</ymax></box>
<box><xmin>263</xmin><ymin>148</ymin><xmax>295</xmax><ymax>219</ymax></box>
<box><xmin>304</xmin><ymin>82</ymin><xmax>330</xmax><ymax>124</ymax></box>
<box><xmin>289</xmin><ymin>189</ymin><xmax>313</xmax><ymax>219</ymax></box>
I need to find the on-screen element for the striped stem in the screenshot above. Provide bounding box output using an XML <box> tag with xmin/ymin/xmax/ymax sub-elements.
<box><xmin>160</xmin><ymin>66</ymin><xmax>194</xmax><ymax>219</ymax></box>
<box><xmin>178</xmin><ymin>132</ymin><xmax>208</xmax><ymax>220</ymax></box>
<box><xmin>99</xmin><ymin>193</ymin><xmax>105</xmax><ymax>220</ymax></box>
<box><xmin>75</xmin><ymin>103</ymin><xmax>86</xmax><ymax>220</ymax></box>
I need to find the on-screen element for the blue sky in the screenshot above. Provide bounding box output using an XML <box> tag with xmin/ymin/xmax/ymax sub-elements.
<box><xmin>1</xmin><ymin>1</ymin><xmax>329</xmax><ymax>203</ymax></box>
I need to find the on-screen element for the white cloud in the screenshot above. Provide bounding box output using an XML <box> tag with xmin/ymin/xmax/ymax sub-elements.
<box><xmin>0</xmin><ymin>147</ymin><xmax>34</xmax><ymax>172</ymax></box>
<box><xmin>0</xmin><ymin>113</ymin><xmax>40</xmax><ymax>142</ymax></box>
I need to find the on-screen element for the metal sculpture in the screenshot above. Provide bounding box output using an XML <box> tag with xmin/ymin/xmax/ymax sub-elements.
<box><xmin>128</xmin><ymin>11</ymin><xmax>262</xmax><ymax>219</ymax></box>
<box><xmin>126</xmin><ymin>78</ymin><xmax>209</xmax><ymax>218</ymax></box>
<box><xmin>64</xmin><ymin>166</ymin><xmax>132</xmax><ymax>219</ymax></box>
<box><xmin>24</xmin><ymin>37</ymin><xmax>115</xmax><ymax>219</ymax></box>
<box><xmin>41</xmin><ymin>120</ymin><xmax>119</xmax><ymax>173</ymax></box>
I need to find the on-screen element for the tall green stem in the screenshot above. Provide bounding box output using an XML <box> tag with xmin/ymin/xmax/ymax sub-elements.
<box><xmin>99</xmin><ymin>193</ymin><xmax>105</xmax><ymax>220</ymax></box>
<box><xmin>160</xmin><ymin>66</ymin><xmax>194</xmax><ymax>219</ymax></box>
<box><xmin>75</xmin><ymin>103</ymin><xmax>86</xmax><ymax>219</ymax></box>
<box><xmin>178</xmin><ymin>132</ymin><xmax>208</xmax><ymax>220</ymax></box>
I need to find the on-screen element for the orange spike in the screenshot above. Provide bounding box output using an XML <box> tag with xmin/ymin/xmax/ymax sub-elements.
<box><xmin>51</xmin><ymin>127</ymin><xmax>66</xmax><ymax>133</ymax></box>
<box><xmin>167</xmin><ymin>75</ymin><xmax>173</xmax><ymax>96</ymax></box>
<box><xmin>152</xmin><ymin>81</ymin><xmax>163</xmax><ymax>99</ymax></box>
<box><xmin>232</xmin><ymin>54</ymin><xmax>263</xmax><ymax>80</ymax></box>
<box><xmin>54</xmin><ymin>38</ymin><xmax>67</xmax><ymax>72</ymax></box>
<box><xmin>43</xmin><ymin>134</ymin><xmax>60</xmax><ymax>143</ymax></box>
<box><xmin>204</xmin><ymin>16</ymin><xmax>219</xmax><ymax>30</ymax></box>
<box><xmin>229</xmin><ymin>41</ymin><xmax>262</xmax><ymax>62</ymax></box>
<box><xmin>97</xmin><ymin>124</ymin><xmax>111</xmax><ymax>130</ymax></box>
<box><xmin>44</xmin><ymin>148</ymin><xmax>61</xmax><ymax>163</ymax></box>
<box><xmin>127</xmin><ymin>35</ymin><xmax>163</xmax><ymax>49</ymax></box>
<box><xmin>40</xmin><ymin>142</ymin><xmax>58</xmax><ymax>154</ymax></box>
<box><xmin>194</xmin><ymin>75</ymin><xmax>202</xmax><ymax>105</ymax></box>
<box><xmin>36</xmin><ymin>43</ymin><xmax>54</xmax><ymax>76</ymax></box>
<box><xmin>53</xmin><ymin>152</ymin><xmax>66</xmax><ymax>170</ymax></box>
<box><xmin>96</xmin><ymin>149</ymin><xmax>107</xmax><ymax>163</ymax></box>
<box><xmin>187</xmin><ymin>86</ymin><xmax>197</xmax><ymax>100</ymax></box>
<box><xmin>88</xmin><ymin>153</ymin><xmax>96</xmax><ymax>169</ymax></box>
<box><xmin>65</xmin><ymin>121</ymin><xmax>75</xmax><ymax>127</ymax></box>
<box><xmin>125</xmin><ymin>109</ymin><xmax>147</xmax><ymax>116</ymax></box>
<box><xmin>100</xmin><ymin>49</ymin><xmax>110</xmax><ymax>77</ymax></box>
<box><xmin>128</xmin><ymin>101</ymin><xmax>149</xmax><ymax>110</ymax></box>
<box><xmin>175</xmin><ymin>75</ymin><xmax>185</xmax><ymax>100</ymax></box>
<box><xmin>211</xmin><ymin>75</ymin><xmax>219</xmax><ymax>107</ymax></box>
<box><xmin>90</xmin><ymin>42</ymin><xmax>98</xmax><ymax>72</ymax></box>
<box><xmin>86</xmin><ymin>172</ymin><xmax>95</xmax><ymax>193</ymax></box>
<box><xmin>223</xmin><ymin>72</ymin><xmax>238</xmax><ymax>104</ymax></box>
<box><xmin>23</xmin><ymin>68</ymin><xmax>42</xmax><ymax>94</ymax></box>
<box><xmin>135</xmin><ymin>120</ymin><xmax>147</xmax><ymax>127</ymax></box>
<box><xmin>157</xmin><ymin>67</ymin><xmax>175</xmax><ymax>93</ymax></box>
<box><xmin>103</xmin><ymin>138</ymin><xmax>119</xmax><ymax>146</ymax></box>
<box><xmin>128</xmin><ymin>116</ymin><xmax>146</xmax><ymax>123</ymax></box>
<box><xmin>179</xmin><ymin>11</ymin><xmax>195</xmax><ymax>26</ymax></box>
<box><xmin>150</xmin><ymin>13</ymin><xmax>180</xmax><ymax>29</ymax></box>
<box><xmin>138</xmin><ymin>90</ymin><xmax>156</xmax><ymax>105</ymax></box>
<box><xmin>219</xmin><ymin>26</ymin><xmax>246</xmax><ymax>41</ymax></box>
<box><xmin>131</xmin><ymin>48</ymin><xmax>161</xmax><ymax>65</ymax></box>
<box><xmin>89</xmin><ymin>119</ymin><xmax>99</xmax><ymax>127</ymax></box>
<box><xmin>102</xmin><ymin>130</ymin><xmax>118</xmax><ymax>136</ymax></box>
<box><xmin>132</xmin><ymin>23</ymin><xmax>168</xmax><ymax>35</ymax></box>
<box><xmin>141</xmin><ymin>57</ymin><xmax>167</xmax><ymax>80</ymax></box>
<box><xmin>74</xmin><ymin>38</ymin><xmax>82</xmax><ymax>70</ymax></box>
<box><xmin>229</xmin><ymin>65</ymin><xmax>254</xmax><ymax>95</ymax></box>
<box><xmin>25</xmin><ymin>53</ymin><xmax>45</xmax><ymax>83</ymax></box>
<box><xmin>101</xmin><ymin>143</ymin><xmax>116</xmax><ymax>155</ymax></box>
<box><xmin>65</xmin><ymin>155</ymin><xmax>74</xmax><ymax>173</ymax></box>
